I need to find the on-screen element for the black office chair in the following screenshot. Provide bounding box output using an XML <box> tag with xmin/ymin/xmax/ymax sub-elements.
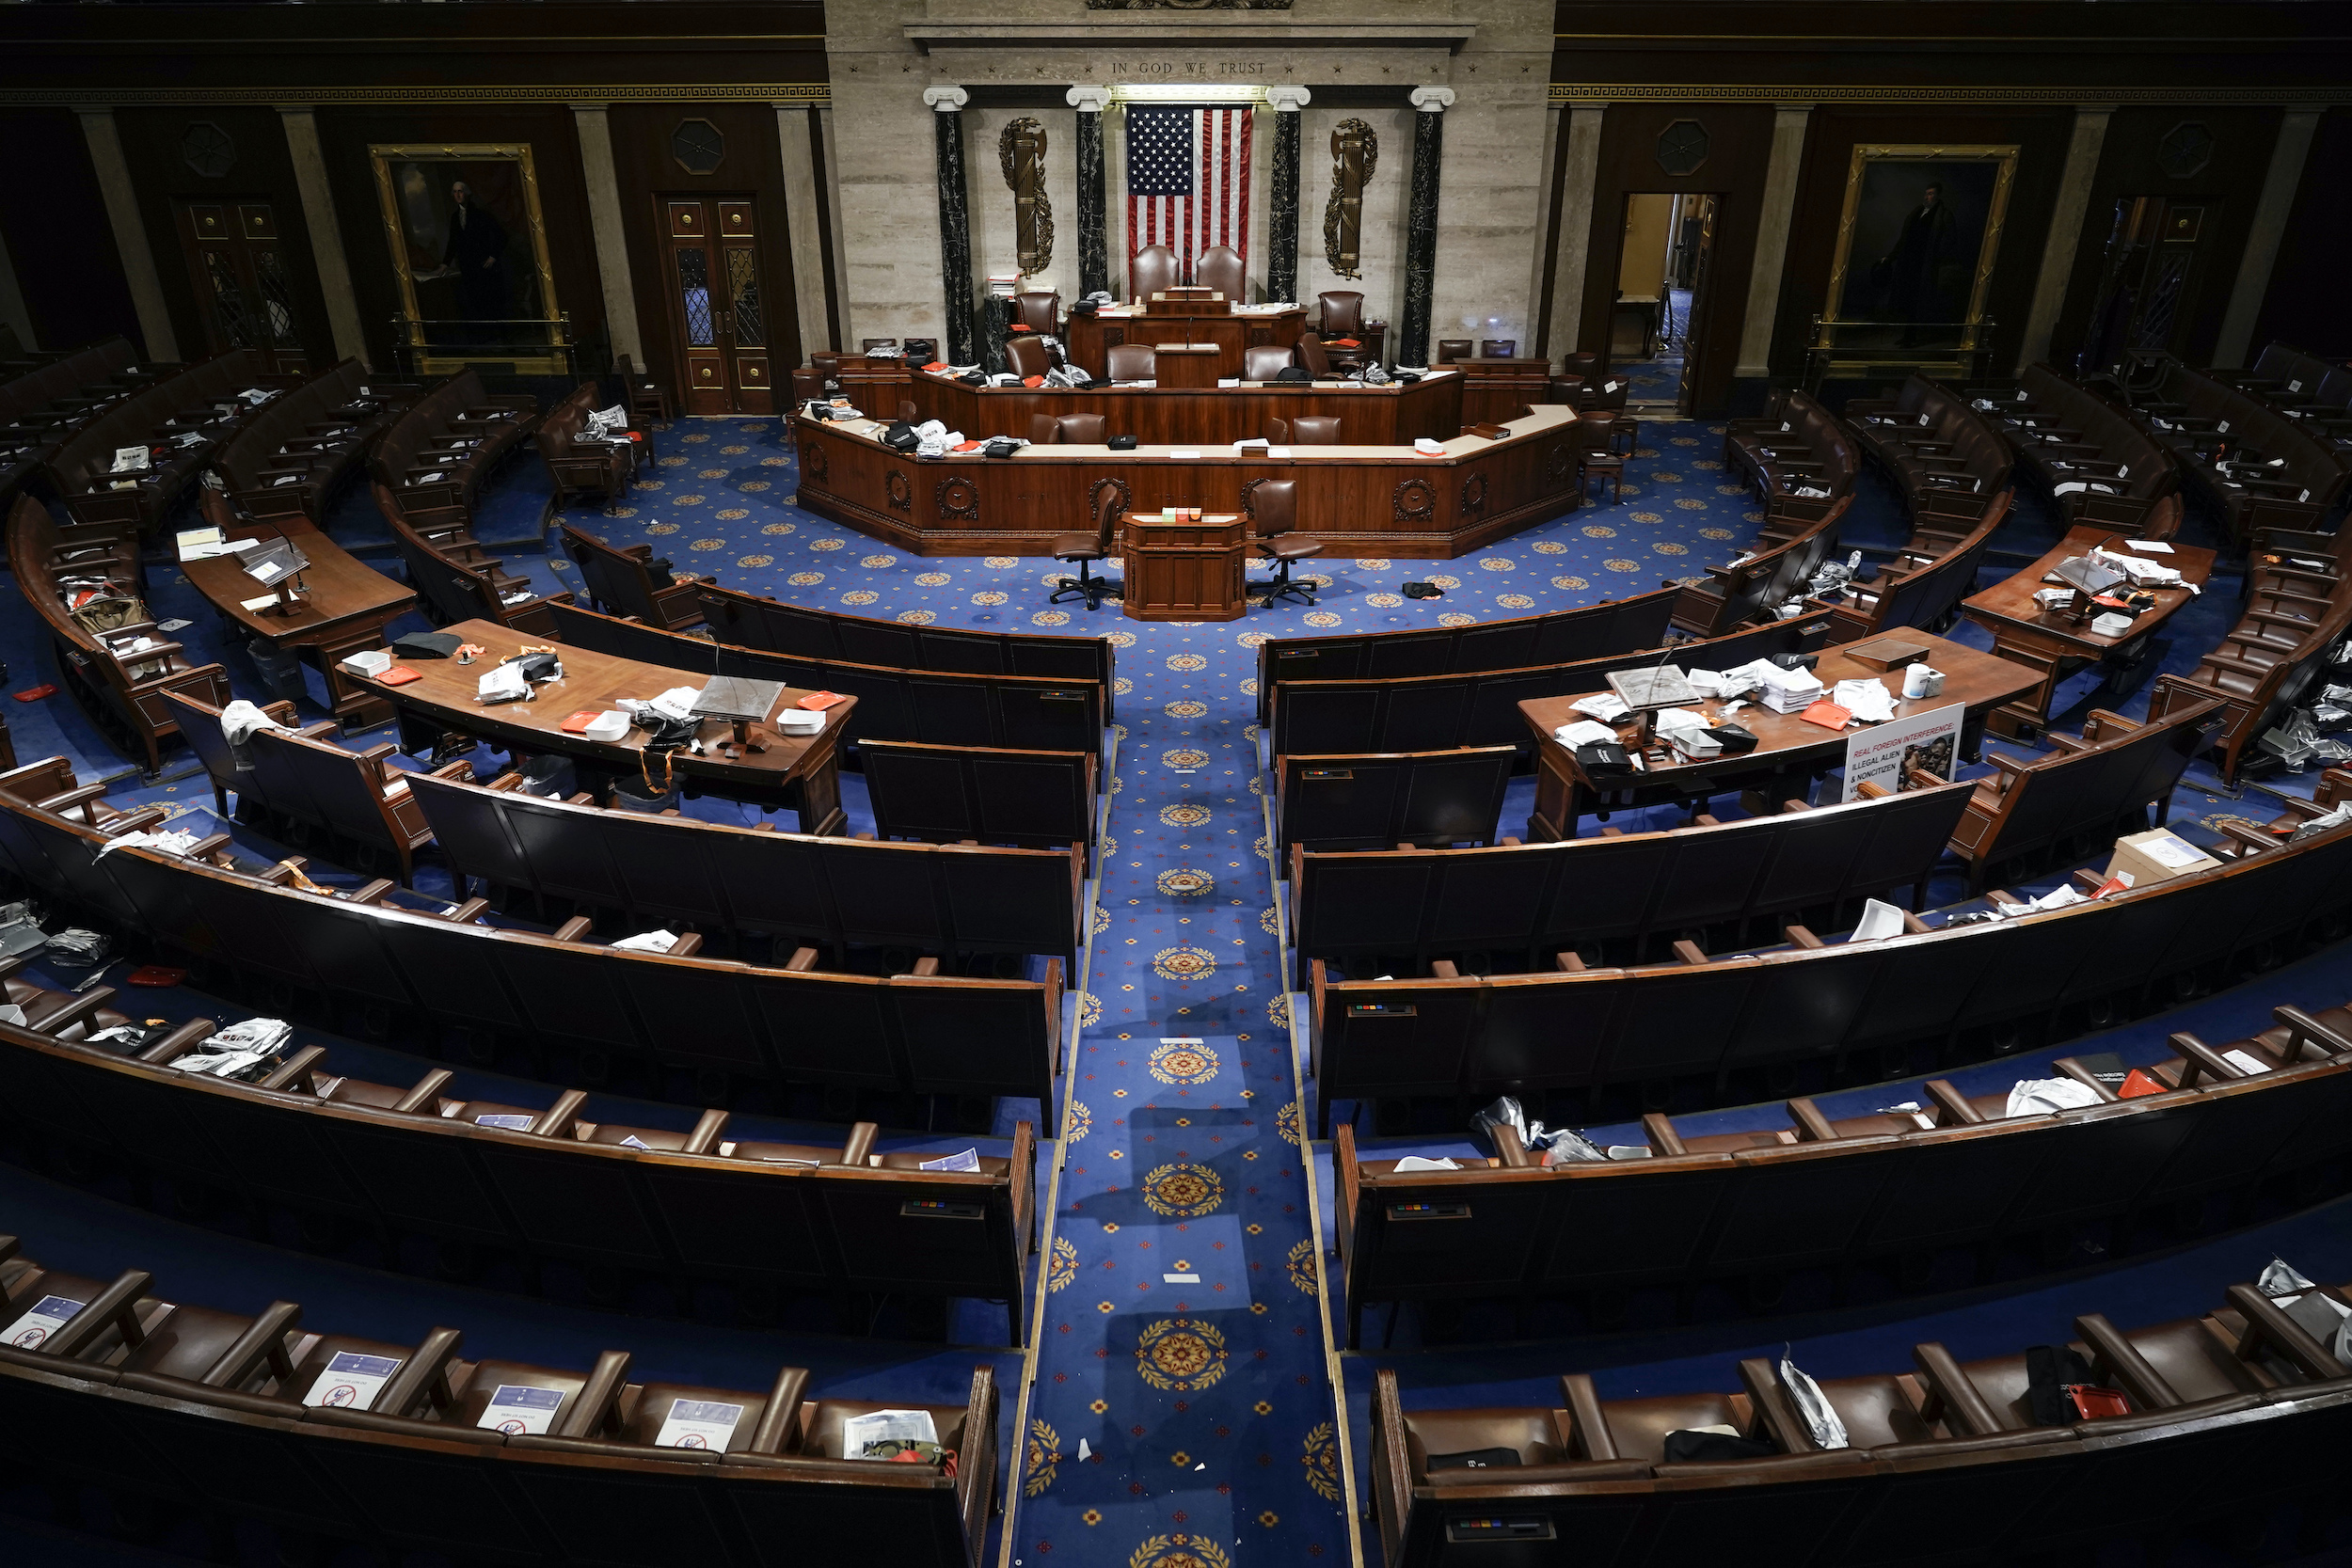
<box><xmin>1050</xmin><ymin>480</ymin><xmax>1126</xmax><ymax>610</ymax></box>
<box><xmin>1246</xmin><ymin>478</ymin><xmax>1321</xmax><ymax>609</ymax></box>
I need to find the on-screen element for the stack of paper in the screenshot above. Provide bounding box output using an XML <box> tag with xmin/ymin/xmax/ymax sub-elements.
<box><xmin>1552</xmin><ymin>719</ymin><xmax>1621</xmax><ymax>747</ymax></box>
<box><xmin>1756</xmin><ymin>663</ymin><xmax>1822</xmax><ymax>713</ymax></box>
<box><xmin>1654</xmin><ymin>707</ymin><xmax>1718</xmax><ymax>756</ymax></box>
<box><xmin>1569</xmin><ymin>692</ymin><xmax>1630</xmax><ymax>722</ymax></box>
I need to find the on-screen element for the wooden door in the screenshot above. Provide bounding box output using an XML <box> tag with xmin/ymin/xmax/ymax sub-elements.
<box><xmin>174</xmin><ymin>200</ymin><xmax>310</xmax><ymax>375</ymax></box>
<box><xmin>1676</xmin><ymin>195</ymin><xmax>1717</xmax><ymax>416</ymax></box>
<box><xmin>660</xmin><ymin>197</ymin><xmax>774</xmax><ymax>415</ymax></box>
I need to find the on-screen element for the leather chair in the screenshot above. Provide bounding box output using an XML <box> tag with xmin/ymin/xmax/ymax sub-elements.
<box><xmin>789</xmin><ymin>369</ymin><xmax>825</xmax><ymax>404</ymax></box>
<box><xmin>1270</xmin><ymin>416</ymin><xmax>1341</xmax><ymax>446</ymax></box>
<box><xmin>1027</xmin><ymin>413</ymin><xmax>1107</xmax><ymax>445</ymax></box>
<box><xmin>1480</xmin><ymin>339</ymin><xmax>1517</xmax><ymax>359</ymax></box>
<box><xmin>1130</xmin><ymin>245</ymin><xmax>1180</xmax><ymax>300</ymax></box>
<box><xmin>1316</xmin><ymin>292</ymin><xmax>1372</xmax><ymax>371</ymax></box>
<box><xmin>861</xmin><ymin>339</ymin><xmax>898</xmax><ymax>354</ymax></box>
<box><xmin>1195</xmin><ymin>245</ymin><xmax>1246</xmax><ymax>302</ymax></box>
<box><xmin>1012</xmin><ymin>292</ymin><xmax>1059</xmax><ymax>335</ymax></box>
<box><xmin>1049</xmin><ymin>481</ymin><xmax>1125</xmax><ymax>610</ymax></box>
<box><xmin>1246</xmin><ymin>479</ymin><xmax>1321</xmax><ymax>609</ymax></box>
<box><xmin>1295</xmin><ymin>335</ymin><xmax>1339</xmax><ymax>379</ymax></box>
<box><xmin>1104</xmin><ymin>342</ymin><xmax>1158</xmax><ymax>383</ymax></box>
<box><xmin>1436</xmin><ymin>340</ymin><xmax>1473</xmax><ymax>365</ymax></box>
<box><xmin>1243</xmin><ymin>344</ymin><xmax>1295</xmax><ymax>382</ymax></box>
<box><xmin>897</xmin><ymin>399</ymin><xmax>919</xmax><ymax>423</ymax></box>
<box><xmin>1005</xmin><ymin>334</ymin><xmax>1053</xmax><ymax>381</ymax></box>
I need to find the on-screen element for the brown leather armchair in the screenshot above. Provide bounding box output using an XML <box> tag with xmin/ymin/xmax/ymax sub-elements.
<box><xmin>1130</xmin><ymin>245</ymin><xmax>1179</xmax><ymax>300</ymax></box>
<box><xmin>1295</xmin><ymin>335</ymin><xmax>1338</xmax><ymax>379</ymax></box>
<box><xmin>1027</xmin><ymin>413</ymin><xmax>1107</xmax><ymax>445</ymax></box>
<box><xmin>1436</xmin><ymin>340</ymin><xmax>1473</xmax><ymax>365</ymax></box>
<box><xmin>1481</xmin><ymin>339</ymin><xmax>1517</xmax><ymax>359</ymax></box>
<box><xmin>1049</xmin><ymin>480</ymin><xmax>1125</xmax><ymax>610</ymax></box>
<box><xmin>1246</xmin><ymin>478</ymin><xmax>1321</xmax><ymax>609</ymax></box>
<box><xmin>1270</xmin><ymin>416</ymin><xmax>1340</xmax><ymax>446</ymax></box>
<box><xmin>1104</xmin><ymin>342</ymin><xmax>1158</xmax><ymax>382</ymax></box>
<box><xmin>1243</xmin><ymin>345</ymin><xmax>1295</xmax><ymax>381</ymax></box>
<box><xmin>1195</xmin><ymin>245</ymin><xmax>1246</xmax><ymax>301</ymax></box>
<box><xmin>1005</xmin><ymin>335</ymin><xmax>1053</xmax><ymax>381</ymax></box>
<box><xmin>1318</xmin><ymin>291</ymin><xmax>1366</xmax><ymax>337</ymax></box>
<box><xmin>1012</xmin><ymin>292</ymin><xmax>1059</xmax><ymax>335</ymax></box>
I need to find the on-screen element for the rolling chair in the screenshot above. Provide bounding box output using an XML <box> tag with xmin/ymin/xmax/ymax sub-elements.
<box><xmin>1196</xmin><ymin>245</ymin><xmax>1246</xmax><ymax>301</ymax></box>
<box><xmin>1049</xmin><ymin>481</ymin><xmax>1125</xmax><ymax>610</ymax></box>
<box><xmin>1028</xmin><ymin>413</ymin><xmax>1107</xmax><ymax>445</ymax></box>
<box><xmin>1012</xmin><ymin>292</ymin><xmax>1060</xmax><ymax>335</ymax></box>
<box><xmin>1269</xmin><ymin>416</ymin><xmax>1341</xmax><ymax>446</ymax></box>
<box><xmin>1131</xmin><ymin>245</ymin><xmax>1180</xmax><ymax>300</ymax></box>
<box><xmin>1104</xmin><ymin>342</ymin><xmax>1159</xmax><ymax>383</ymax></box>
<box><xmin>1245</xmin><ymin>478</ymin><xmax>1321</xmax><ymax>609</ymax></box>
<box><xmin>1243</xmin><ymin>345</ymin><xmax>1296</xmax><ymax>382</ymax></box>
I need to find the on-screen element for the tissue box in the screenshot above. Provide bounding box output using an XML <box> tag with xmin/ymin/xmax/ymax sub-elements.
<box><xmin>2091</xmin><ymin>611</ymin><xmax>2137</xmax><ymax>639</ymax></box>
<box><xmin>773</xmin><ymin>708</ymin><xmax>826</xmax><ymax>736</ymax></box>
<box><xmin>583</xmin><ymin>711</ymin><xmax>631</xmax><ymax>743</ymax></box>
<box><xmin>338</xmin><ymin>649</ymin><xmax>393</xmax><ymax>678</ymax></box>
<box><xmin>2105</xmin><ymin>828</ymin><xmax>2222</xmax><ymax>889</ymax></box>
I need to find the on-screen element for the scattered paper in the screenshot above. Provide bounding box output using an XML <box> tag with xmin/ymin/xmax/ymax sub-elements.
<box><xmin>2125</xmin><ymin>539</ymin><xmax>2173</xmax><ymax>554</ymax></box>
<box><xmin>655</xmin><ymin>1399</ymin><xmax>744</xmax><ymax>1450</ymax></box>
<box><xmin>1392</xmin><ymin>1155</ymin><xmax>1462</xmax><ymax>1172</ymax></box>
<box><xmin>2008</xmin><ymin>1078</ymin><xmax>2103</xmax><ymax>1117</ymax></box>
<box><xmin>919</xmin><ymin>1148</ymin><xmax>981</xmax><ymax>1172</ymax></box>
<box><xmin>478</xmin><ymin>1385</ymin><xmax>565</xmax><ymax>1435</ymax></box>
<box><xmin>2223</xmin><ymin>1049</ymin><xmax>2274</xmax><ymax>1077</ymax></box>
<box><xmin>305</xmin><ymin>1351</ymin><xmax>402</xmax><ymax>1410</ymax></box>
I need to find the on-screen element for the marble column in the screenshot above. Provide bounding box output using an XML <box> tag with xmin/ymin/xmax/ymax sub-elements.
<box><xmin>1068</xmin><ymin>87</ymin><xmax>1111</xmax><ymax>302</ymax></box>
<box><xmin>278</xmin><ymin>107</ymin><xmax>370</xmax><ymax>366</ymax></box>
<box><xmin>1399</xmin><ymin>86</ymin><xmax>1454</xmax><ymax>369</ymax></box>
<box><xmin>1734</xmin><ymin>104</ymin><xmax>1813</xmax><ymax>381</ymax></box>
<box><xmin>74</xmin><ymin>106</ymin><xmax>178</xmax><ymax>363</ymax></box>
<box><xmin>1542</xmin><ymin>102</ymin><xmax>1606</xmax><ymax>358</ymax></box>
<box><xmin>1264</xmin><ymin>86</ymin><xmax>1311</xmax><ymax>306</ymax></box>
<box><xmin>776</xmin><ymin>102</ymin><xmax>836</xmax><ymax>360</ymax></box>
<box><xmin>925</xmin><ymin>86</ymin><xmax>976</xmax><ymax>365</ymax></box>
<box><xmin>570</xmin><ymin>104</ymin><xmax>645</xmax><ymax>369</ymax></box>
<box><xmin>2012</xmin><ymin>105</ymin><xmax>2114</xmax><ymax>375</ymax></box>
<box><xmin>2215</xmin><ymin>103</ymin><xmax>2326</xmax><ymax>369</ymax></box>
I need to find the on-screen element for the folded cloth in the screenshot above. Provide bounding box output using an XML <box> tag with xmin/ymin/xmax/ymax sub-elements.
<box><xmin>219</xmin><ymin>698</ymin><xmax>286</xmax><ymax>771</ymax></box>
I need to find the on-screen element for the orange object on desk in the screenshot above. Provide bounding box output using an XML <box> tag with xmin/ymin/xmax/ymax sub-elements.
<box><xmin>2118</xmin><ymin>1068</ymin><xmax>2169</xmax><ymax>1099</ymax></box>
<box><xmin>561</xmin><ymin>710</ymin><xmax>602</xmax><ymax>734</ymax></box>
<box><xmin>1798</xmin><ymin>700</ymin><xmax>1851</xmax><ymax>731</ymax></box>
<box><xmin>376</xmin><ymin>666</ymin><xmax>422</xmax><ymax>687</ymax></box>
<box><xmin>798</xmin><ymin>690</ymin><xmax>847</xmax><ymax>711</ymax></box>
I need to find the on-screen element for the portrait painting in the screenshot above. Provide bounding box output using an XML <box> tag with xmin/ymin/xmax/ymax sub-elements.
<box><xmin>370</xmin><ymin>143</ymin><xmax>560</xmax><ymax>354</ymax></box>
<box><xmin>1826</xmin><ymin>146</ymin><xmax>2017</xmax><ymax>342</ymax></box>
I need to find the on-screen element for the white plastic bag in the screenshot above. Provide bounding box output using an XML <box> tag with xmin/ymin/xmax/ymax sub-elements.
<box><xmin>1778</xmin><ymin>1354</ymin><xmax>1849</xmax><ymax>1449</ymax></box>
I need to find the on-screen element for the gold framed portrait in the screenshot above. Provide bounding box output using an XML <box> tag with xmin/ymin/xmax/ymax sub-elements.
<box><xmin>369</xmin><ymin>142</ymin><xmax>566</xmax><ymax>372</ymax></box>
<box><xmin>1824</xmin><ymin>143</ymin><xmax>2019</xmax><ymax>335</ymax></box>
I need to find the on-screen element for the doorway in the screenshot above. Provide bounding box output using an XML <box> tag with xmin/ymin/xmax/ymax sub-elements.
<box><xmin>658</xmin><ymin>196</ymin><xmax>774</xmax><ymax>415</ymax></box>
<box><xmin>2077</xmin><ymin>196</ymin><xmax>2216</xmax><ymax>376</ymax></box>
<box><xmin>1609</xmin><ymin>192</ymin><xmax>1716</xmax><ymax>415</ymax></box>
<box><xmin>172</xmin><ymin>199</ymin><xmax>310</xmax><ymax>375</ymax></box>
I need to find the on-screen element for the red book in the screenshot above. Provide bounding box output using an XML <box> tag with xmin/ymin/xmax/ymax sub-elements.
<box><xmin>798</xmin><ymin>690</ymin><xmax>847</xmax><ymax>711</ymax></box>
<box><xmin>11</xmin><ymin>685</ymin><xmax>57</xmax><ymax>703</ymax></box>
<box><xmin>1331</xmin><ymin>338</ymin><xmax>1361</xmax><ymax>349</ymax></box>
<box><xmin>376</xmin><ymin>665</ymin><xmax>422</xmax><ymax>687</ymax></box>
<box><xmin>1008</xmin><ymin>324</ymin><xmax>1032</xmax><ymax>332</ymax></box>
<box><xmin>561</xmin><ymin>710</ymin><xmax>602</xmax><ymax>734</ymax></box>
<box><xmin>1023</xmin><ymin>375</ymin><xmax>1045</xmax><ymax>388</ymax></box>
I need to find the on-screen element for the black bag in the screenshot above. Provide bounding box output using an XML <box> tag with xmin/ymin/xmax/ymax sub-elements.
<box><xmin>1770</xmin><ymin>651</ymin><xmax>1820</xmax><ymax>673</ymax></box>
<box><xmin>958</xmin><ymin>372</ymin><xmax>988</xmax><ymax>387</ymax></box>
<box><xmin>1425</xmin><ymin>1449</ymin><xmax>1521</xmax><ymax>1471</ymax></box>
<box><xmin>882</xmin><ymin>421</ymin><xmax>920</xmax><ymax>452</ymax></box>
<box><xmin>1108</xmin><ymin>435</ymin><xmax>1138</xmax><ymax>451</ymax></box>
<box><xmin>393</xmin><ymin>631</ymin><xmax>463</xmax><ymax>660</ymax></box>
<box><xmin>634</xmin><ymin>711</ymin><xmax>700</xmax><ymax>753</ymax></box>
<box><xmin>2025</xmin><ymin>1345</ymin><xmax>2099</xmax><ymax>1426</ymax></box>
<box><xmin>1402</xmin><ymin>582</ymin><xmax>1442</xmax><ymax>598</ymax></box>
<box><xmin>981</xmin><ymin>437</ymin><xmax>1023</xmax><ymax>459</ymax></box>
<box><xmin>517</xmin><ymin>754</ymin><xmax>578</xmax><ymax>800</ymax></box>
<box><xmin>901</xmin><ymin>338</ymin><xmax>937</xmax><ymax>364</ymax></box>
<box><xmin>1274</xmin><ymin>367</ymin><xmax>1312</xmax><ymax>384</ymax></box>
<box><xmin>1706</xmin><ymin>721</ymin><xmax>1759</xmax><ymax>754</ymax></box>
<box><xmin>1576</xmin><ymin>741</ymin><xmax>1636</xmax><ymax>783</ymax></box>
<box><xmin>504</xmin><ymin>649</ymin><xmax>562</xmax><ymax>684</ymax></box>
<box><xmin>1661</xmin><ymin>1430</ymin><xmax>1778</xmax><ymax>1464</ymax></box>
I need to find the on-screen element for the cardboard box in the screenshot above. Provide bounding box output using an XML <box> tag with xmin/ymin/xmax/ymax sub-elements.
<box><xmin>2105</xmin><ymin>828</ymin><xmax>2222</xmax><ymax>889</ymax></box>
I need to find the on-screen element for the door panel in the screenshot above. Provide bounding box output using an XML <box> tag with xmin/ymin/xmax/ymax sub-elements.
<box><xmin>660</xmin><ymin>196</ymin><xmax>776</xmax><ymax>416</ymax></box>
<box><xmin>174</xmin><ymin>198</ymin><xmax>308</xmax><ymax>375</ymax></box>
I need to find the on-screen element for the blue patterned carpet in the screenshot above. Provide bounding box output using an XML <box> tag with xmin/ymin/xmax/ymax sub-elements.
<box><xmin>1</xmin><ymin>405</ymin><xmax>2329</xmax><ymax>1567</ymax></box>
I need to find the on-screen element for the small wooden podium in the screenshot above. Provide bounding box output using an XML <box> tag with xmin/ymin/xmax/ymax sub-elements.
<box><xmin>1122</xmin><ymin>511</ymin><xmax>1248</xmax><ymax>623</ymax></box>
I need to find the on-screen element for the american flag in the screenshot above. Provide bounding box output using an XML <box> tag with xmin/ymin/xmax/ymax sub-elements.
<box><xmin>1125</xmin><ymin>104</ymin><xmax>1252</xmax><ymax>284</ymax></box>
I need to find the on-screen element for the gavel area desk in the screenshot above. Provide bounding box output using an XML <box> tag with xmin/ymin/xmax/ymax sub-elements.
<box><xmin>1516</xmin><ymin>632</ymin><xmax>2040</xmax><ymax>839</ymax></box>
<box><xmin>903</xmin><ymin>367</ymin><xmax>1466</xmax><ymax>448</ymax></box>
<box><xmin>181</xmin><ymin>518</ymin><xmax>415</xmax><ymax>730</ymax></box>
<box><xmin>358</xmin><ymin>619</ymin><xmax>856</xmax><ymax>835</ymax></box>
<box><xmin>1122</xmin><ymin>513</ymin><xmax>1247</xmax><ymax>623</ymax></box>
<box><xmin>793</xmin><ymin>400</ymin><xmax>1586</xmax><ymax>559</ymax></box>
<box><xmin>1064</xmin><ymin>304</ymin><xmax>1305</xmax><ymax>381</ymax></box>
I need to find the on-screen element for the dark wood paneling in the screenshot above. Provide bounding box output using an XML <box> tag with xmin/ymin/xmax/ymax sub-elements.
<box><xmin>0</xmin><ymin>108</ymin><xmax>139</xmax><ymax>355</ymax></box>
<box><xmin>1765</xmin><ymin>104</ymin><xmax>2077</xmax><ymax>388</ymax></box>
<box><xmin>2048</xmin><ymin>105</ymin><xmax>2283</xmax><ymax>373</ymax></box>
<box><xmin>1577</xmin><ymin>102</ymin><xmax>1776</xmax><ymax>416</ymax></box>
<box><xmin>312</xmin><ymin>106</ymin><xmax>604</xmax><ymax>375</ymax></box>
<box><xmin>2252</xmin><ymin>107</ymin><xmax>2352</xmax><ymax>360</ymax></box>
<box><xmin>111</xmin><ymin>105</ymin><xmax>340</xmax><ymax>373</ymax></box>
<box><xmin>608</xmin><ymin>102</ymin><xmax>803</xmax><ymax>404</ymax></box>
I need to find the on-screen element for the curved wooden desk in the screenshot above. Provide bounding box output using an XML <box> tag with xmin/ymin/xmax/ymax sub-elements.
<box><xmin>180</xmin><ymin>518</ymin><xmax>413</xmax><ymax>729</ymax></box>
<box><xmin>903</xmin><ymin>366</ymin><xmax>1465</xmax><ymax>447</ymax></box>
<box><xmin>357</xmin><ymin>618</ymin><xmax>854</xmax><ymax>833</ymax></box>
<box><xmin>793</xmin><ymin>401</ymin><xmax>1586</xmax><ymax>559</ymax></box>
<box><xmin>1062</xmin><ymin>302</ymin><xmax>1306</xmax><ymax>380</ymax></box>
